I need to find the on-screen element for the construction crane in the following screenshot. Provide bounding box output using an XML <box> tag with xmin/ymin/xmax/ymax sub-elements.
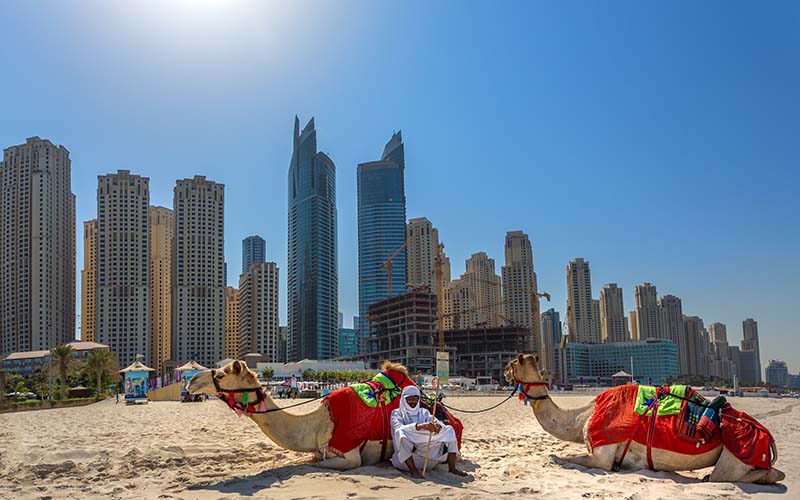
<box><xmin>380</xmin><ymin>229</ymin><xmax>418</xmax><ymax>297</ymax></box>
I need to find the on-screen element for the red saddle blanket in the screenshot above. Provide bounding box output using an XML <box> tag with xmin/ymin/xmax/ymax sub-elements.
<box><xmin>586</xmin><ymin>385</ymin><xmax>774</xmax><ymax>469</ymax></box>
<box><xmin>324</xmin><ymin>382</ymin><xmax>464</xmax><ymax>456</ymax></box>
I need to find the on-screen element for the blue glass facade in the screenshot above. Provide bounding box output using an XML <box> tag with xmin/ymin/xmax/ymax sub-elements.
<box><xmin>242</xmin><ymin>235</ymin><xmax>266</xmax><ymax>275</ymax></box>
<box><xmin>287</xmin><ymin>117</ymin><xmax>338</xmax><ymax>361</ymax></box>
<box><xmin>357</xmin><ymin>131</ymin><xmax>407</xmax><ymax>353</ymax></box>
<box><xmin>338</xmin><ymin>327</ymin><xmax>358</xmax><ymax>357</ymax></box>
<box><xmin>565</xmin><ymin>339</ymin><xmax>678</xmax><ymax>385</ymax></box>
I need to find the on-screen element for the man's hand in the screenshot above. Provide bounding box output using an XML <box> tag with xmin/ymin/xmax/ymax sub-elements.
<box><xmin>416</xmin><ymin>421</ymin><xmax>441</xmax><ymax>433</ymax></box>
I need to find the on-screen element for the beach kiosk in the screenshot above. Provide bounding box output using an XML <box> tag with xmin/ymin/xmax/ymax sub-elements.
<box><xmin>177</xmin><ymin>360</ymin><xmax>208</xmax><ymax>402</ymax></box>
<box><xmin>612</xmin><ymin>370</ymin><xmax>635</xmax><ymax>386</ymax></box>
<box><xmin>120</xmin><ymin>361</ymin><xmax>155</xmax><ymax>405</ymax></box>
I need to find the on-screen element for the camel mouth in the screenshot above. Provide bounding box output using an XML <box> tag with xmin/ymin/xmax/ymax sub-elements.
<box><xmin>186</xmin><ymin>370</ymin><xmax>210</xmax><ymax>395</ymax></box>
<box><xmin>503</xmin><ymin>361</ymin><xmax>516</xmax><ymax>383</ymax></box>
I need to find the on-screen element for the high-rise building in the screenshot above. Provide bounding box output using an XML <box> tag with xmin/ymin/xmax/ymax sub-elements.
<box><xmin>238</xmin><ymin>262</ymin><xmax>280</xmax><ymax>361</ymax></box>
<box><xmin>565</xmin><ymin>339</ymin><xmax>678</xmax><ymax>386</ymax></box>
<box><xmin>1</xmin><ymin>137</ymin><xmax>76</xmax><ymax>354</ymax></box>
<box><xmin>566</xmin><ymin>258</ymin><xmax>597</xmax><ymax>343</ymax></box>
<box><xmin>741</xmin><ymin>318</ymin><xmax>762</xmax><ymax>383</ymax></box>
<box><xmin>708</xmin><ymin>322</ymin><xmax>732</xmax><ymax>380</ymax></box>
<box><xmin>541</xmin><ymin>308</ymin><xmax>563</xmax><ymax>383</ymax></box>
<box><xmin>658</xmin><ymin>295</ymin><xmax>688</xmax><ymax>375</ymax></box>
<box><xmin>278</xmin><ymin>326</ymin><xmax>288</xmax><ymax>363</ymax></box>
<box><xmin>683</xmin><ymin>315</ymin><xmax>710</xmax><ymax>377</ymax></box>
<box><xmin>634</xmin><ymin>283</ymin><xmax>660</xmax><ymax>340</ymax></box>
<box><xmin>357</xmin><ymin>131</ymin><xmax>407</xmax><ymax>353</ymax></box>
<box><xmin>444</xmin><ymin>252</ymin><xmax>503</xmax><ymax>330</ymax></box>
<box><xmin>172</xmin><ymin>176</ymin><xmax>225</xmax><ymax>367</ymax></box>
<box><xmin>287</xmin><ymin>117</ymin><xmax>338</xmax><ymax>361</ymax></box>
<box><xmin>80</xmin><ymin>220</ymin><xmax>97</xmax><ymax>343</ymax></box>
<box><xmin>709</xmin><ymin>322</ymin><xmax>727</xmax><ymax>343</ymax></box>
<box><xmin>599</xmin><ymin>284</ymin><xmax>628</xmax><ymax>343</ymax></box>
<box><xmin>149</xmin><ymin>206</ymin><xmax>173</xmax><ymax>375</ymax></box>
<box><xmin>765</xmin><ymin>360</ymin><xmax>789</xmax><ymax>388</ymax></box>
<box><xmin>406</xmin><ymin>217</ymin><xmax>445</xmax><ymax>293</ymax></box>
<box><xmin>224</xmin><ymin>287</ymin><xmax>241</xmax><ymax>359</ymax></box>
<box><xmin>502</xmin><ymin>231</ymin><xmax>539</xmax><ymax>353</ymax></box>
<box><xmin>241</xmin><ymin>235</ymin><xmax>266</xmax><ymax>276</ymax></box>
<box><xmin>96</xmin><ymin>170</ymin><xmax>150</xmax><ymax>368</ymax></box>
<box><xmin>628</xmin><ymin>310</ymin><xmax>639</xmax><ymax>340</ymax></box>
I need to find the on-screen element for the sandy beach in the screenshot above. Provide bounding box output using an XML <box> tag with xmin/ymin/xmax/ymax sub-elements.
<box><xmin>1</xmin><ymin>394</ymin><xmax>796</xmax><ymax>499</ymax></box>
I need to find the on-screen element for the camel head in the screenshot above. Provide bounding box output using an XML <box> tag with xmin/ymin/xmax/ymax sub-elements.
<box><xmin>187</xmin><ymin>360</ymin><xmax>260</xmax><ymax>396</ymax></box>
<box><xmin>504</xmin><ymin>353</ymin><xmax>544</xmax><ymax>385</ymax></box>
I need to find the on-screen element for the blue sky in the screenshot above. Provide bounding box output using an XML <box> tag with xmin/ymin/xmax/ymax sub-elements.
<box><xmin>1</xmin><ymin>1</ymin><xmax>798</xmax><ymax>371</ymax></box>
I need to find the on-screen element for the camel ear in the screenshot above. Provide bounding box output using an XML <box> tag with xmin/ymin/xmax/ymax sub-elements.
<box><xmin>232</xmin><ymin>360</ymin><xmax>242</xmax><ymax>375</ymax></box>
<box><xmin>517</xmin><ymin>354</ymin><xmax>524</xmax><ymax>364</ymax></box>
<box><xmin>534</xmin><ymin>353</ymin><xmax>539</xmax><ymax>363</ymax></box>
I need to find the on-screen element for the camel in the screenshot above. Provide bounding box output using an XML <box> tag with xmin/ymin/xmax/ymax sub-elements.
<box><xmin>187</xmin><ymin>359</ymin><xmax>405</xmax><ymax>470</ymax></box>
<box><xmin>504</xmin><ymin>353</ymin><xmax>785</xmax><ymax>483</ymax></box>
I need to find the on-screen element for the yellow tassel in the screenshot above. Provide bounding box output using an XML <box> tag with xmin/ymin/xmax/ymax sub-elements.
<box><xmin>534</xmin><ymin>399</ymin><xmax>542</xmax><ymax>410</ymax></box>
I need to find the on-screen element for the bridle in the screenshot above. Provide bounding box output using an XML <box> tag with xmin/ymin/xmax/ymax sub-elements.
<box><xmin>211</xmin><ymin>368</ymin><xmax>268</xmax><ymax>414</ymax></box>
<box><xmin>510</xmin><ymin>362</ymin><xmax>550</xmax><ymax>406</ymax></box>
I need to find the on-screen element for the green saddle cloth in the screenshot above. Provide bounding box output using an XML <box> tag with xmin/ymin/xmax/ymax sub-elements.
<box><xmin>349</xmin><ymin>371</ymin><xmax>402</xmax><ymax>408</ymax></box>
<box><xmin>634</xmin><ymin>385</ymin><xmax>688</xmax><ymax>416</ymax></box>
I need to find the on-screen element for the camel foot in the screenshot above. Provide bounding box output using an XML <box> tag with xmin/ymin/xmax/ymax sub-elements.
<box><xmin>754</xmin><ymin>468</ymin><xmax>785</xmax><ymax>484</ymax></box>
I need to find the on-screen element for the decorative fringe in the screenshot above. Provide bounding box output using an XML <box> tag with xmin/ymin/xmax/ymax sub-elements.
<box><xmin>243</xmin><ymin>392</ymin><xmax>249</xmax><ymax>407</ymax></box>
<box><xmin>258</xmin><ymin>400</ymin><xmax>267</xmax><ymax>412</ymax></box>
<box><xmin>228</xmin><ymin>392</ymin><xmax>235</xmax><ymax>408</ymax></box>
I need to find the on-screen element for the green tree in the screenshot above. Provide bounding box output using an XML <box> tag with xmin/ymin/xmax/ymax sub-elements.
<box><xmin>261</xmin><ymin>366</ymin><xmax>275</xmax><ymax>381</ymax></box>
<box><xmin>302</xmin><ymin>368</ymin><xmax>315</xmax><ymax>381</ymax></box>
<box><xmin>83</xmin><ymin>349</ymin><xmax>120</xmax><ymax>399</ymax></box>
<box><xmin>0</xmin><ymin>369</ymin><xmax>9</xmax><ymax>403</ymax></box>
<box><xmin>49</xmin><ymin>344</ymin><xmax>81</xmax><ymax>400</ymax></box>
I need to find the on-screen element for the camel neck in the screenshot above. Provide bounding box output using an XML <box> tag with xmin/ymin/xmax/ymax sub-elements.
<box><xmin>244</xmin><ymin>393</ymin><xmax>332</xmax><ymax>452</ymax></box>
<box><xmin>530</xmin><ymin>389</ymin><xmax>594</xmax><ymax>444</ymax></box>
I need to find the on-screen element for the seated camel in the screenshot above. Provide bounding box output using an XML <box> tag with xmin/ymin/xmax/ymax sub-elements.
<box><xmin>188</xmin><ymin>359</ymin><xmax>461</xmax><ymax>470</ymax></box>
<box><xmin>504</xmin><ymin>354</ymin><xmax>784</xmax><ymax>484</ymax></box>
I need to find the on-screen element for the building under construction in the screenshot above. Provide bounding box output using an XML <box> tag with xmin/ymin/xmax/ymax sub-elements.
<box><xmin>366</xmin><ymin>290</ymin><xmax>437</xmax><ymax>374</ymax></box>
<box><xmin>444</xmin><ymin>325</ymin><xmax>531</xmax><ymax>385</ymax></box>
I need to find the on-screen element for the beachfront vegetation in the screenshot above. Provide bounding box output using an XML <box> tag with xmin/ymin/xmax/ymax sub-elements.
<box><xmin>49</xmin><ymin>344</ymin><xmax>81</xmax><ymax>400</ymax></box>
<box><xmin>261</xmin><ymin>366</ymin><xmax>275</xmax><ymax>381</ymax></box>
<box><xmin>83</xmin><ymin>349</ymin><xmax>120</xmax><ymax>399</ymax></box>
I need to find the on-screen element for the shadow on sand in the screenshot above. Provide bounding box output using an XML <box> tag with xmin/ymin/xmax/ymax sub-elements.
<box><xmin>188</xmin><ymin>461</ymin><xmax>479</xmax><ymax>497</ymax></box>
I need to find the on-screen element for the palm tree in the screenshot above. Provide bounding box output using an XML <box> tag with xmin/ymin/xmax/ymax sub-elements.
<box><xmin>50</xmin><ymin>344</ymin><xmax>80</xmax><ymax>400</ymax></box>
<box><xmin>261</xmin><ymin>366</ymin><xmax>275</xmax><ymax>381</ymax></box>
<box><xmin>0</xmin><ymin>369</ymin><xmax>8</xmax><ymax>404</ymax></box>
<box><xmin>84</xmin><ymin>349</ymin><xmax>119</xmax><ymax>399</ymax></box>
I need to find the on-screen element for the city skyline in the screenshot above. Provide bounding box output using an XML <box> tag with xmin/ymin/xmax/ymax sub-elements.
<box><xmin>0</xmin><ymin>2</ymin><xmax>797</xmax><ymax>370</ymax></box>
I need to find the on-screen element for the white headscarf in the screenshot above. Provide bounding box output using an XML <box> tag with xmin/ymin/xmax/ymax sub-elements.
<box><xmin>398</xmin><ymin>385</ymin><xmax>421</xmax><ymax>419</ymax></box>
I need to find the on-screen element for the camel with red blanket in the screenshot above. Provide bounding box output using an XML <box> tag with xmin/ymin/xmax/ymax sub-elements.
<box><xmin>188</xmin><ymin>360</ymin><xmax>462</xmax><ymax>470</ymax></box>
<box><xmin>505</xmin><ymin>354</ymin><xmax>784</xmax><ymax>483</ymax></box>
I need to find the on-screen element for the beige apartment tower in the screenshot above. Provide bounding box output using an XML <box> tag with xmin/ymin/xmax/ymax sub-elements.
<box><xmin>149</xmin><ymin>206</ymin><xmax>173</xmax><ymax>375</ymax></box>
<box><xmin>658</xmin><ymin>294</ymin><xmax>688</xmax><ymax>375</ymax></box>
<box><xmin>224</xmin><ymin>287</ymin><xmax>241</xmax><ymax>359</ymax></box>
<box><xmin>406</xmin><ymin>217</ymin><xmax>443</xmax><ymax>293</ymax></box>
<box><xmin>172</xmin><ymin>176</ymin><xmax>225</xmax><ymax>367</ymax></box>
<box><xmin>502</xmin><ymin>231</ymin><xmax>540</xmax><ymax>354</ymax></box>
<box><xmin>599</xmin><ymin>283</ymin><xmax>628</xmax><ymax>343</ymax></box>
<box><xmin>238</xmin><ymin>262</ymin><xmax>280</xmax><ymax>361</ymax></box>
<box><xmin>1</xmin><ymin>137</ymin><xmax>76</xmax><ymax>354</ymax></box>
<box><xmin>566</xmin><ymin>258</ymin><xmax>597</xmax><ymax>343</ymax></box>
<box><xmin>80</xmin><ymin>220</ymin><xmax>98</xmax><ymax>342</ymax></box>
<box><xmin>96</xmin><ymin>170</ymin><xmax>150</xmax><ymax>368</ymax></box>
<box><xmin>628</xmin><ymin>310</ymin><xmax>639</xmax><ymax>340</ymax></box>
<box><xmin>444</xmin><ymin>252</ymin><xmax>503</xmax><ymax>330</ymax></box>
<box><xmin>634</xmin><ymin>283</ymin><xmax>660</xmax><ymax>340</ymax></box>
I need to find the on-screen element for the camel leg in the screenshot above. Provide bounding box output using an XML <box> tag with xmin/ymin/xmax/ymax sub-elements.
<box><xmin>559</xmin><ymin>444</ymin><xmax>617</xmax><ymax>471</ymax></box>
<box><xmin>707</xmin><ymin>448</ymin><xmax>765</xmax><ymax>483</ymax></box>
<box><xmin>315</xmin><ymin>447</ymin><xmax>362</xmax><ymax>471</ymax></box>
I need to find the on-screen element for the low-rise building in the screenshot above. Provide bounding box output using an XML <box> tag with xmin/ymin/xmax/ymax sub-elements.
<box><xmin>565</xmin><ymin>339</ymin><xmax>678</xmax><ymax>386</ymax></box>
<box><xmin>1</xmin><ymin>341</ymin><xmax>110</xmax><ymax>376</ymax></box>
<box><xmin>254</xmin><ymin>359</ymin><xmax>368</xmax><ymax>381</ymax></box>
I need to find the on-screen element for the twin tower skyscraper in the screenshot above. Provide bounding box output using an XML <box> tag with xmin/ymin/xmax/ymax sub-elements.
<box><xmin>288</xmin><ymin>117</ymin><xmax>407</xmax><ymax>361</ymax></box>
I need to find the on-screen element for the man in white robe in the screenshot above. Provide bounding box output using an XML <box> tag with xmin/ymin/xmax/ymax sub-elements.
<box><xmin>390</xmin><ymin>385</ymin><xmax>467</xmax><ymax>478</ymax></box>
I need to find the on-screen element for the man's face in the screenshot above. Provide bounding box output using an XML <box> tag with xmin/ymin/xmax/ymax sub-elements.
<box><xmin>405</xmin><ymin>395</ymin><xmax>420</xmax><ymax>407</ymax></box>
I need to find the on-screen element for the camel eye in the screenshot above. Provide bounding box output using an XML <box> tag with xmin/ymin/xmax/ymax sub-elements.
<box><xmin>215</xmin><ymin>373</ymin><xmax>224</xmax><ymax>379</ymax></box>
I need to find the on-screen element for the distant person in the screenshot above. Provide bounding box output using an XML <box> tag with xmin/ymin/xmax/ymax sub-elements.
<box><xmin>390</xmin><ymin>386</ymin><xmax>467</xmax><ymax>478</ymax></box>
<box><xmin>415</xmin><ymin>371</ymin><xmax>424</xmax><ymax>387</ymax></box>
<box><xmin>290</xmin><ymin>374</ymin><xmax>298</xmax><ymax>399</ymax></box>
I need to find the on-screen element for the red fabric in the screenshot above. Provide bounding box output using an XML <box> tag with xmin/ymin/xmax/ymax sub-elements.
<box><xmin>720</xmin><ymin>403</ymin><xmax>774</xmax><ymax>469</ymax></box>
<box><xmin>587</xmin><ymin>386</ymin><xmax>774</xmax><ymax>469</ymax></box>
<box><xmin>587</xmin><ymin>385</ymin><xmax>720</xmax><ymax>456</ymax></box>
<box><xmin>324</xmin><ymin>371</ymin><xmax>463</xmax><ymax>456</ymax></box>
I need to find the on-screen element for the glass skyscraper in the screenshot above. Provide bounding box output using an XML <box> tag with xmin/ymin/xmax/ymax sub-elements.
<box><xmin>287</xmin><ymin>116</ymin><xmax>338</xmax><ymax>361</ymax></box>
<box><xmin>357</xmin><ymin>131</ymin><xmax>407</xmax><ymax>353</ymax></box>
<box><xmin>241</xmin><ymin>235</ymin><xmax>266</xmax><ymax>274</ymax></box>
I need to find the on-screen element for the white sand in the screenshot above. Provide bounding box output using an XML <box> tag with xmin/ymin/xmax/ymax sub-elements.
<box><xmin>0</xmin><ymin>394</ymin><xmax>797</xmax><ymax>499</ymax></box>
